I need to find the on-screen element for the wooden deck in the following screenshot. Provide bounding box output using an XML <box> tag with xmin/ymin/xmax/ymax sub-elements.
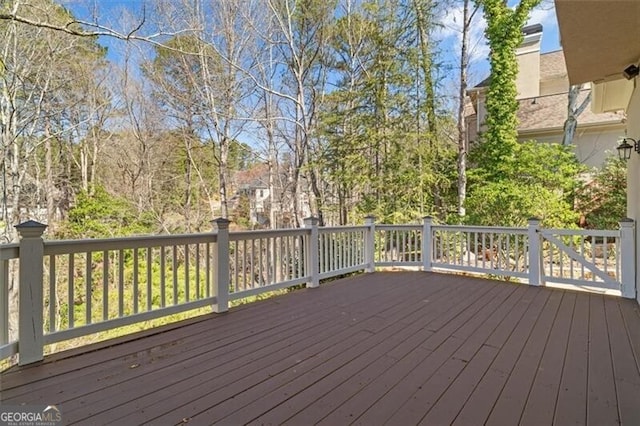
<box><xmin>1</xmin><ymin>272</ymin><xmax>640</xmax><ymax>425</ymax></box>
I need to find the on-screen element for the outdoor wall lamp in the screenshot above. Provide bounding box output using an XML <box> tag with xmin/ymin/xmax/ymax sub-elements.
<box><xmin>617</xmin><ymin>137</ymin><xmax>640</xmax><ymax>160</ymax></box>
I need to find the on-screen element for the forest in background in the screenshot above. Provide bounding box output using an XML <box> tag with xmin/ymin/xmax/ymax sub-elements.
<box><xmin>0</xmin><ymin>0</ymin><xmax>627</xmax><ymax>244</ymax></box>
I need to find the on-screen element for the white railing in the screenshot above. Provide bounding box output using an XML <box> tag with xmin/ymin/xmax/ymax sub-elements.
<box><xmin>228</xmin><ymin>228</ymin><xmax>308</xmax><ymax>299</ymax></box>
<box><xmin>540</xmin><ymin>228</ymin><xmax>623</xmax><ymax>289</ymax></box>
<box><xmin>318</xmin><ymin>226</ymin><xmax>367</xmax><ymax>279</ymax></box>
<box><xmin>374</xmin><ymin>225</ymin><xmax>423</xmax><ymax>267</ymax></box>
<box><xmin>431</xmin><ymin>224</ymin><xmax>529</xmax><ymax>279</ymax></box>
<box><xmin>0</xmin><ymin>216</ymin><xmax>635</xmax><ymax>366</ymax></box>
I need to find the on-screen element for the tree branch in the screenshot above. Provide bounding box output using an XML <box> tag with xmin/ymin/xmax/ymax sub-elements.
<box><xmin>0</xmin><ymin>12</ymin><xmax>197</xmax><ymax>50</ymax></box>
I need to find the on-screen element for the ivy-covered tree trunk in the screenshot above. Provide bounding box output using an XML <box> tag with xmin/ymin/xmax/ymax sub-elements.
<box><xmin>476</xmin><ymin>0</ymin><xmax>540</xmax><ymax>181</ymax></box>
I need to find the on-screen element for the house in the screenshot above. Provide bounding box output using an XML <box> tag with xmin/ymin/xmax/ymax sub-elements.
<box><xmin>229</xmin><ymin>164</ymin><xmax>273</xmax><ymax>227</ymax></box>
<box><xmin>229</xmin><ymin>163</ymin><xmax>312</xmax><ymax>229</ymax></box>
<box><xmin>555</xmin><ymin>0</ymin><xmax>640</xmax><ymax>305</ymax></box>
<box><xmin>466</xmin><ymin>24</ymin><xmax>626</xmax><ymax>168</ymax></box>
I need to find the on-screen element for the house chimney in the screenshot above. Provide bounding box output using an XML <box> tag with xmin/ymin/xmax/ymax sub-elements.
<box><xmin>516</xmin><ymin>24</ymin><xmax>542</xmax><ymax>99</ymax></box>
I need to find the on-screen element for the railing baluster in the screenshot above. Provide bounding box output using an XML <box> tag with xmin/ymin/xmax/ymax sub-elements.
<box><xmin>86</xmin><ymin>251</ymin><xmax>92</xmax><ymax>325</ymax></box>
<box><xmin>172</xmin><ymin>246</ymin><xmax>178</xmax><ymax>305</ymax></box>
<box><xmin>251</xmin><ymin>238</ymin><xmax>256</xmax><ymax>287</ymax></box>
<box><xmin>206</xmin><ymin>242</ymin><xmax>211</xmax><ymax>298</ymax></box>
<box><xmin>233</xmin><ymin>241</ymin><xmax>239</xmax><ymax>292</ymax></box>
<box><xmin>184</xmin><ymin>244</ymin><xmax>190</xmax><ymax>302</ymax></box>
<box><xmin>195</xmin><ymin>244</ymin><xmax>200</xmax><ymax>300</ymax></box>
<box><xmin>283</xmin><ymin>236</ymin><xmax>288</xmax><ymax>281</ymax></box>
<box><xmin>160</xmin><ymin>247</ymin><xmax>166</xmax><ymax>308</ymax></box>
<box><xmin>103</xmin><ymin>250</ymin><xmax>109</xmax><ymax>321</ymax></box>
<box><xmin>49</xmin><ymin>256</ymin><xmax>56</xmax><ymax>332</ymax></box>
<box><xmin>133</xmin><ymin>248</ymin><xmax>139</xmax><ymax>313</ymax></box>
<box><xmin>603</xmin><ymin>236</ymin><xmax>609</xmax><ymax>276</ymax></box>
<box><xmin>147</xmin><ymin>247</ymin><xmax>153</xmax><ymax>310</ymax></box>
<box><xmin>118</xmin><ymin>249</ymin><xmax>124</xmax><ymax>317</ymax></box>
<box><xmin>243</xmin><ymin>239</ymin><xmax>249</xmax><ymax>287</ymax></box>
<box><xmin>266</xmin><ymin>237</ymin><xmax>272</xmax><ymax>285</ymax></box>
<box><xmin>298</xmin><ymin>235</ymin><xmax>303</xmax><ymax>278</ymax></box>
<box><xmin>481</xmin><ymin>233</ymin><xmax>486</xmax><ymax>270</ymax></box>
<box><xmin>473</xmin><ymin>232</ymin><xmax>478</xmax><ymax>268</ymax></box>
<box><xmin>68</xmin><ymin>254</ymin><xmax>75</xmax><ymax>329</ymax></box>
<box><xmin>591</xmin><ymin>237</ymin><xmax>597</xmax><ymax>282</ymax></box>
<box><xmin>341</xmin><ymin>233</ymin><xmax>345</xmax><ymax>269</ymax></box>
<box><xmin>506</xmin><ymin>235</ymin><xmax>510</xmax><ymax>271</ymax></box>
<box><xmin>259</xmin><ymin>238</ymin><xmax>263</xmax><ymax>285</ymax></box>
<box><xmin>331</xmin><ymin>233</ymin><xmax>335</xmax><ymax>271</ymax></box>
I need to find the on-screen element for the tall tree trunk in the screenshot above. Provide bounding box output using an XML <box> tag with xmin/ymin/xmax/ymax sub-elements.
<box><xmin>457</xmin><ymin>0</ymin><xmax>475</xmax><ymax>217</ymax></box>
<box><xmin>44</xmin><ymin>122</ymin><xmax>56</xmax><ymax>233</ymax></box>
<box><xmin>562</xmin><ymin>84</ymin><xmax>591</xmax><ymax>146</ymax></box>
<box><xmin>413</xmin><ymin>0</ymin><xmax>437</xmax><ymax>137</ymax></box>
<box><xmin>219</xmin><ymin>136</ymin><xmax>229</xmax><ymax>219</ymax></box>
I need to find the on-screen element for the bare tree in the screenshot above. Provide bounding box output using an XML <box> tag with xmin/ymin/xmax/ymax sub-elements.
<box><xmin>562</xmin><ymin>84</ymin><xmax>591</xmax><ymax>146</ymax></box>
<box><xmin>456</xmin><ymin>0</ymin><xmax>478</xmax><ymax>217</ymax></box>
<box><xmin>0</xmin><ymin>0</ymin><xmax>108</xmax><ymax>242</ymax></box>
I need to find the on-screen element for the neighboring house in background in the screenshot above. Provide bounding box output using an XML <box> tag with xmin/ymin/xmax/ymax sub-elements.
<box><xmin>466</xmin><ymin>24</ymin><xmax>626</xmax><ymax>168</ymax></box>
<box><xmin>229</xmin><ymin>164</ymin><xmax>273</xmax><ymax>228</ymax></box>
<box><xmin>229</xmin><ymin>163</ymin><xmax>312</xmax><ymax>229</ymax></box>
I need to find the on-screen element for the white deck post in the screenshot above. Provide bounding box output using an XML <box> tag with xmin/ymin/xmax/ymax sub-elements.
<box><xmin>527</xmin><ymin>218</ymin><xmax>542</xmax><ymax>286</ymax></box>
<box><xmin>304</xmin><ymin>217</ymin><xmax>320</xmax><ymax>288</ymax></box>
<box><xmin>422</xmin><ymin>216</ymin><xmax>433</xmax><ymax>272</ymax></box>
<box><xmin>364</xmin><ymin>216</ymin><xmax>376</xmax><ymax>273</ymax></box>
<box><xmin>15</xmin><ymin>220</ymin><xmax>47</xmax><ymax>365</ymax></box>
<box><xmin>211</xmin><ymin>218</ymin><xmax>230</xmax><ymax>313</ymax></box>
<box><xmin>619</xmin><ymin>218</ymin><xmax>636</xmax><ymax>299</ymax></box>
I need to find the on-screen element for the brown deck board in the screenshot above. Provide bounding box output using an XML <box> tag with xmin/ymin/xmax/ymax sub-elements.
<box><xmin>587</xmin><ymin>295</ymin><xmax>619</xmax><ymax>426</ymax></box>
<box><xmin>102</xmin><ymin>273</ymin><xmax>463</xmax><ymax>424</ymax></box>
<box><xmin>252</xmin><ymin>278</ymin><xmax>509</xmax><ymax>425</ymax></box>
<box><xmin>554</xmin><ymin>291</ymin><xmax>590</xmax><ymax>425</ymax></box>
<box><xmin>66</xmin><ymin>274</ymin><xmax>444</xmax><ymax>423</ymax></box>
<box><xmin>451</xmin><ymin>286</ymin><xmax>550</xmax><ymax>426</ymax></box>
<box><xmin>4</xmin><ymin>275</ymin><xmax>397</xmax><ymax>403</ymax></box>
<box><xmin>620</xmin><ymin>299</ymin><xmax>640</xmax><ymax>374</ymax></box>
<box><xmin>520</xmin><ymin>291</ymin><xmax>576</xmax><ymax>426</ymax></box>
<box><xmin>485</xmin><ymin>289</ymin><xmax>564</xmax><ymax>425</ymax></box>
<box><xmin>1</xmin><ymin>271</ymin><xmax>639</xmax><ymax>426</ymax></box>
<box><xmin>605</xmin><ymin>298</ymin><xmax>640</xmax><ymax>426</ymax></box>
<box><xmin>165</xmin><ymin>274</ymin><xmax>488</xmax><ymax>425</ymax></box>
<box><xmin>306</xmin><ymin>281</ymin><xmax>523</xmax><ymax>426</ymax></box>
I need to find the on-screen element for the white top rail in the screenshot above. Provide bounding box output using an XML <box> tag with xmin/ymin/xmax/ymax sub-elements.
<box><xmin>229</xmin><ymin>228</ymin><xmax>308</xmax><ymax>241</ymax></box>
<box><xmin>319</xmin><ymin>226</ymin><xmax>367</xmax><ymax>233</ymax></box>
<box><xmin>43</xmin><ymin>233</ymin><xmax>218</xmax><ymax>255</ymax></box>
<box><xmin>542</xmin><ymin>228</ymin><xmax>620</xmax><ymax>237</ymax></box>
<box><xmin>432</xmin><ymin>224</ymin><xmax>528</xmax><ymax>234</ymax></box>
<box><xmin>377</xmin><ymin>224</ymin><xmax>422</xmax><ymax>230</ymax></box>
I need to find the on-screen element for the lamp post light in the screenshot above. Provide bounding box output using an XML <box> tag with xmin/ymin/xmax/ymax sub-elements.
<box><xmin>617</xmin><ymin>138</ymin><xmax>639</xmax><ymax>161</ymax></box>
